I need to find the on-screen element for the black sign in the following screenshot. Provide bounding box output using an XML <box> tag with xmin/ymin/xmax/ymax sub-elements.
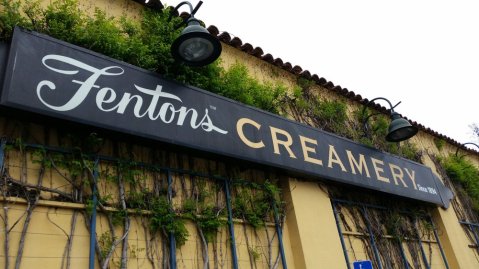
<box><xmin>1</xmin><ymin>28</ymin><xmax>452</xmax><ymax>207</ymax></box>
<box><xmin>0</xmin><ymin>43</ymin><xmax>8</xmax><ymax>88</ymax></box>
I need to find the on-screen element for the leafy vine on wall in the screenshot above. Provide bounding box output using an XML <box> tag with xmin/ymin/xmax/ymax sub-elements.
<box><xmin>0</xmin><ymin>121</ymin><xmax>285</xmax><ymax>269</ymax></box>
<box><xmin>0</xmin><ymin>0</ymin><xmax>288</xmax><ymax>115</ymax></box>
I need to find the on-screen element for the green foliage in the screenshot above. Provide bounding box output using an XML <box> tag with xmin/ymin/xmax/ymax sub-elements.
<box><xmin>297</xmin><ymin>77</ymin><xmax>315</xmax><ymax>90</ymax></box>
<box><xmin>30</xmin><ymin>147</ymin><xmax>90</xmax><ymax>178</ymax></box>
<box><xmin>43</xmin><ymin>0</ymin><xmax>84</xmax><ymax>43</ymax></box>
<box><xmin>196</xmin><ymin>206</ymin><xmax>225</xmax><ymax>243</ymax></box>
<box><xmin>398</xmin><ymin>141</ymin><xmax>420</xmax><ymax>161</ymax></box>
<box><xmin>371</xmin><ymin>116</ymin><xmax>389</xmax><ymax>138</ymax></box>
<box><xmin>233</xmin><ymin>182</ymin><xmax>281</xmax><ymax>229</ymax></box>
<box><xmin>118</xmin><ymin>161</ymin><xmax>143</xmax><ymax>184</ymax></box>
<box><xmin>182</xmin><ymin>196</ymin><xmax>225</xmax><ymax>243</ymax></box>
<box><xmin>384</xmin><ymin>212</ymin><xmax>415</xmax><ymax>242</ymax></box>
<box><xmin>442</xmin><ymin>155</ymin><xmax>479</xmax><ymax>211</ymax></box>
<box><xmin>98</xmin><ymin>231</ymin><xmax>115</xmax><ymax>259</ymax></box>
<box><xmin>291</xmin><ymin>78</ymin><xmax>349</xmax><ymax>135</ymax></box>
<box><xmin>85</xmin><ymin>198</ymin><xmax>95</xmax><ymax>215</ymax></box>
<box><xmin>248</xmin><ymin>246</ymin><xmax>262</xmax><ymax>262</ymax></box>
<box><xmin>31</xmin><ymin>147</ymin><xmax>48</xmax><ymax>167</ymax></box>
<box><xmin>150</xmin><ymin>197</ymin><xmax>189</xmax><ymax>247</ymax></box>
<box><xmin>125</xmin><ymin>190</ymin><xmax>150</xmax><ymax>210</ymax></box>
<box><xmin>0</xmin><ymin>0</ymin><xmax>288</xmax><ymax>115</ymax></box>
<box><xmin>216</xmin><ymin>63</ymin><xmax>287</xmax><ymax>114</ymax></box>
<box><xmin>315</xmin><ymin>98</ymin><xmax>348</xmax><ymax>132</ymax></box>
<box><xmin>110</xmin><ymin>209</ymin><xmax>128</xmax><ymax>226</ymax></box>
<box><xmin>0</xmin><ymin>0</ymin><xmax>30</xmax><ymax>40</ymax></box>
<box><xmin>434</xmin><ymin>138</ymin><xmax>446</xmax><ymax>151</ymax></box>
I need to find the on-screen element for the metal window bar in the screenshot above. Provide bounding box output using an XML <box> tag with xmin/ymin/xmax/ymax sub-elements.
<box><xmin>361</xmin><ymin>205</ymin><xmax>383</xmax><ymax>269</ymax></box>
<box><xmin>332</xmin><ymin>198</ymin><xmax>449</xmax><ymax>269</ymax></box>
<box><xmin>272</xmin><ymin>195</ymin><xmax>288</xmax><ymax>269</ymax></box>
<box><xmin>413</xmin><ymin>217</ymin><xmax>431</xmax><ymax>269</ymax></box>
<box><xmin>0</xmin><ymin>138</ymin><xmax>6</xmax><ymax>173</ymax></box>
<box><xmin>167</xmin><ymin>169</ymin><xmax>177</xmax><ymax>269</ymax></box>
<box><xmin>459</xmin><ymin>221</ymin><xmax>479</xmax><ymax>251</ymax></box>
<box><xmin>331</xmin><ymin>200</ymin><xmax>352</xmax><ymax>269</ymax></box>
<box><xmin>429</xmin><ymin>216</ymin><xmax>450</xmax><ymax>269</ymax></box>
<box><xmin>88</xmin><ymin>156</ymin><xmax>100</xmax><ymax>269</ymax></box>
<box><xmin>1</xmin><ymin>140</ymin><xmax>288</xmax><ymax>269</ymax></box>
<box><xmin>397</xmin><ymin>235</ymin><xmax>410</xmax><ymax>269</ymax></box>
<box><xmin>224</xmin><ymin>178</ymin><xmax>239</xmax><ymax>269</ymax></box>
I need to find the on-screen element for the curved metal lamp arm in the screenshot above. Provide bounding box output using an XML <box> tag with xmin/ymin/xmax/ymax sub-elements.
<box><xmin>455</xmin><ymin>142</ymin><xmax>479</xmax><ymax>157</ymax></box>
<box><xmin>367</xmin><ymin>97</ymin><xmax>401</xmax><ymax>112</ymax></box>
<box><xmin>361</xmin><ymin>97</ymin><xmax>401</xmax><ymax>137</ymax></box>
<box><xmin>168</xmin><ymin>1</ymin><xmax>203</xmax><ymax>29</ymax></box>
<box><xmin>172</xmin><ymin>1</ymin><xmax>203</xmax><ymax>17</ymax></box>
<box><xmin>170</xmin><ymin>1</ymin><xmax>202</xmax><ymax>20</ymax></box>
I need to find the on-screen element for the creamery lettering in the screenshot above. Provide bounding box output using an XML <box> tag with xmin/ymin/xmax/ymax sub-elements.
<box><xmin>236</xmin><ymin>117</ymin><xmax>422</xmax><ymax>192</ymax></box>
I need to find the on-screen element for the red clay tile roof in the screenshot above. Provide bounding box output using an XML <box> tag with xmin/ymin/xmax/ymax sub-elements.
<box><xmin>206</xmin><ymin>25</ymin><xmax>478</xmax><ymax>155</ymax></box>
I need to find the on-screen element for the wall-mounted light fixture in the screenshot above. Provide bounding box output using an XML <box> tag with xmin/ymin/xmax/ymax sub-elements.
<box><xmin>170</xmin><ymin>1</ymin><xmax>222</xmax><ymax>66</ymax></box>
<box><xmin>455</xmin><ymin>142</ymin><xmax>479</xmax><ymax>157</ymax></box>
<box><xmin>362</xmin><ymin>97</ymin><xmax>418</xmax><ymax>142</ymax></box>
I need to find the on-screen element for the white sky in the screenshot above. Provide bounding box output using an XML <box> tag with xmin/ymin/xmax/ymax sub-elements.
<box><xmin>168</xmin><ymin>0</ymin><xmax>479</xmax><ymax>145</ymax></box>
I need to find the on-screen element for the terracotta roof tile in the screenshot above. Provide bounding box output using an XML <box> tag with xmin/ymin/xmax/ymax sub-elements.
<box><xmin>251</xmin><ymin>47</ymin><xmax>263</xmax><ymax>57</ymax></box>
<box><xmin>218</xmin><ymin>32</ymin><xmax>231</xmax><ymax>43</ymax></box>
<box><xmin>262</xmin><ymin>53</ymin><xmax>274</xmax><ymax>63</ymax></box>
<box><xmin>230</xmin><ymin>37</ymin><xmax>243</xmax><ymax>48</ymax></box>
<box><xmin>332</xmin><ymin>85</ymin><xmax>342</xmax><ymax>92</ymax></box>
<box><xmin>240</xmin><ymin>43</ymin><xmax>254</xmax><ymax>53</ymax></box>
<box><xmin>300</xmin><ymin>70</ymin><xmax>312</xmax><ymax>79</ymax></box>
<box><xmin>273</xmin><ymin>58</ymin><xmax>283</xmax><ymax>66</ymax></box>
<box><xmin>345</xmin><ymin>90</ymin><xmax>356</xmax><ymax>98</ymax></box>
<box><xmin>324</xmin><ymin>81</ymin><xmax>335</xmax><ymax>89</ymax></box>
<box><xmin>292</xmin><ymin>65</ymin><xmax>302</xmax><ymax>74</ymax></box>
<box><xmin>282</xmin><ymin>62</ymin><xmax>292</xmax><ymax>70</ymax></box>
<box><xmin>207</xmin><ymin>25</ymin><xmax>219</xmax><ymax>36</ymax></box>
<box><xmin>317</xmin><ymin>77</ymin><xmax>327</xmax><ymax>85</ymax></box>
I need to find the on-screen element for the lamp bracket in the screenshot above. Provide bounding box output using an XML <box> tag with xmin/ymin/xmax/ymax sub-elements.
<box><xmin>361</xmin><ymin>97</ymin><xmax>402</xmax><ymax>139</ymax></box>
<box><xmin>455</xmin><ymin>142</ymin><xmax>479</xmax><ymax>157</ymax></box>
<box><xmin>169</xmin><ymin>1</ymin><xmax>203</xmax><ymax>29</ymax></box>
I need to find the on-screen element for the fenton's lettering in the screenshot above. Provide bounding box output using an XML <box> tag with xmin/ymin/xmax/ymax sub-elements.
<box><xmin>36</xmin><ymin>54</ymin><xmax>227</xmax><ymax>134</ymax></box>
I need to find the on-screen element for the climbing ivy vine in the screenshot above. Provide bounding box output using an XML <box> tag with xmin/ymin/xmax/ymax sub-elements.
<box><xmin>0</xmin><ymin>128</ymin><xmax>286</xmax><ymax>268</ymax></box>
<box><xmin>0</xmin><ymin>0</ymin><xmax>287</xmax><ymax>115</ymax></box>
<box><xmin>441</xmin><ymin>154</ymin><xmax>479</xmax><ymax>212</ymax></box>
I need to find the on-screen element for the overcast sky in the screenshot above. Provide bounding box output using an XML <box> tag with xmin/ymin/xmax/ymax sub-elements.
<box><xmin>168</xmin><ymin>0</ymin><xmax>479</xmax><ymax>145</ymax></box>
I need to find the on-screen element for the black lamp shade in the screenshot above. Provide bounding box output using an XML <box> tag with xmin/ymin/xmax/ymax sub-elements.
<box><xmin>171</xmin><ymin>19</ymin><xmax>222</xmax><ymax>66</ymax></box>
<box><xmin>386</xmin><ymin>113</ymin><xmax>418</xmax><ymax>142</ymax></box>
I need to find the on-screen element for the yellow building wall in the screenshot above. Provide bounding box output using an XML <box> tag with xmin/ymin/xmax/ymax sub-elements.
<box><xmin>283</xmin><ymin>180</ymin><xmax>346</xmax><ymax>269</ymax></box>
